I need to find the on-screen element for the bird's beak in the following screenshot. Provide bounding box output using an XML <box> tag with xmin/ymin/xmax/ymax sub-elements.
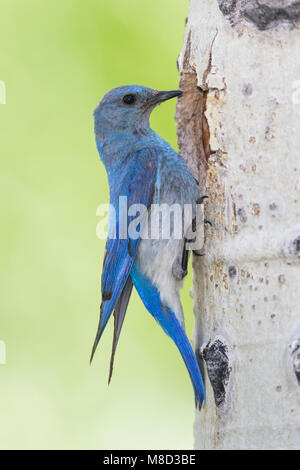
<box><xmin>147</xmin><ymin>90</ymin><xmax>183</xmax><ymax>107</ymax></box>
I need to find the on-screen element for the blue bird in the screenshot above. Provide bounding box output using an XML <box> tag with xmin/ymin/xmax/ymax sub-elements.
<box><xmin>91</xmin><ymin>85</ymin><xmax>205</xmax><ymax>408</ymax></box>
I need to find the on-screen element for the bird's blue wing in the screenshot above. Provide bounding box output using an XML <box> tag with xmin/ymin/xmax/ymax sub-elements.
<box><xmin>91</xmin><ymin>148</ymin><xmax>157</xmax><ymax>362</ymax></box>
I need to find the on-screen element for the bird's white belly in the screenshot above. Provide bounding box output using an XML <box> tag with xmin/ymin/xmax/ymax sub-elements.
<box><xmin>136</xmin><ymin>237</ymin><xmax>185</xmax><ymax>327</ymax></box>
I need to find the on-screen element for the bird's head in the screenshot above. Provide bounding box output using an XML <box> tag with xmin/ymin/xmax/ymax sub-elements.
<box><xmin>94</xmin><ymin>85</ymin><xmax>182</xmax><ymax>136</ymax></box>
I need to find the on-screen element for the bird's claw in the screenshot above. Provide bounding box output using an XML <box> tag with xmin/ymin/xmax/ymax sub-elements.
<box><xmin>193</xmin><ymin>248</ymin><xmax>205</xmax><ymax>256</ymax></box>
<box><xmin>198</xmin><ymin>195</ymin><xmax>208</xmax><ymax>204</ymax></box>
<box><xmin>204</xmin><ymin>219</ymin><xmax>212</xmax><ymax>227</ymax></box>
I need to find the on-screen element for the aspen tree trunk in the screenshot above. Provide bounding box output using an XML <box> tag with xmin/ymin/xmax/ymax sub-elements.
<box><xmin>176</xmin><ymin>0</ymin><xmax>300</xmax><ymax>450</ymax></box>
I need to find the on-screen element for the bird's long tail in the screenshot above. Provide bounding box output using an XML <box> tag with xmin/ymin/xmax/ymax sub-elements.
<box><xmin>130</xmin><ymin>264</ymin><xmax>205</xmax><ymax>408</ymax></box>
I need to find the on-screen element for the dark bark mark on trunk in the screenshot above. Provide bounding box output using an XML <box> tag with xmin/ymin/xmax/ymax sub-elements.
<box><xmin>218</xmin><ymin>0</ymin><xmax>300</xmax><ymax>30</ymax></box>
<box><xmin>202</xmin><ymin>338</ymin><xmax>232</xmax><ymax>408</ymax></box>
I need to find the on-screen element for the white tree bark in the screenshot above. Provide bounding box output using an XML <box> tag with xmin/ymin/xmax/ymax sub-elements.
<box><xmin>176</xmin><ymin>0</ymin><xmax>300</xmax><ymax>450</ymax></box>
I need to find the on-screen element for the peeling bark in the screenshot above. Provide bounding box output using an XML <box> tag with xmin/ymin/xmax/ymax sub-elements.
<box><xmin>175</xmin><ymin>32</ymin><xmax>210</xmax><ymax>193</ymax></box>
<box><xmin>176</xmin><ymin>0</ymin><xmax>300</xmax><ymax>450</ymax></box>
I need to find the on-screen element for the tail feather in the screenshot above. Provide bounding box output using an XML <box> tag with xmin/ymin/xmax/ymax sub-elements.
<box><xmin>90</xmin><ymin>299</ymin><xmax>113</xmax><ymax>363</ymax></box>
<box><xmin>108</xmin><ymin>276</ymin><xmax>133</xmax><ymax>383</ymax></box>
<box><xmin>90</xmin><ymin>276</ymin><xmax>133</xmax><ymax>366</ymax></box>
<box><xmin>166</xmin><ymin>315</ymin><xmax>205</xmax><ymax>408</ymax></box>
<box><xmin>130</xmin><ymin>265</ymin><xmax>205</xmax><ymax>408</ymax></box>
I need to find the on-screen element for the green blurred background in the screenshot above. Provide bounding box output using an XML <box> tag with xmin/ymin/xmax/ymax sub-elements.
<box><xmin>0</xmin><ymin>0</ymin><xmax>197</xmax><ymax>449</ymax></box>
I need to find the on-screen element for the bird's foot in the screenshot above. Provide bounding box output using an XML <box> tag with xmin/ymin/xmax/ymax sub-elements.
<box><xmin>204</xmin><ymin>219</ymin><xmax>212</xmax><ymax>227</ymax></box>
<box><xmin>198</xmin><ymin>195</ymin><xmax>208</xmax><ymax>204</ymax></box>
<box><xmin>193</xmin><ymin>247</ymin><xmax>205</xmax><ymax>257</ymax></box>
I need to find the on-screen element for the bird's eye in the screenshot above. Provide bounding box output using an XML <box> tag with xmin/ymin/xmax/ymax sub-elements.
<box><xmin>122</xmin><ymin>94</ymin><xmax>136</xmax><ymax>105</ymax></box>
